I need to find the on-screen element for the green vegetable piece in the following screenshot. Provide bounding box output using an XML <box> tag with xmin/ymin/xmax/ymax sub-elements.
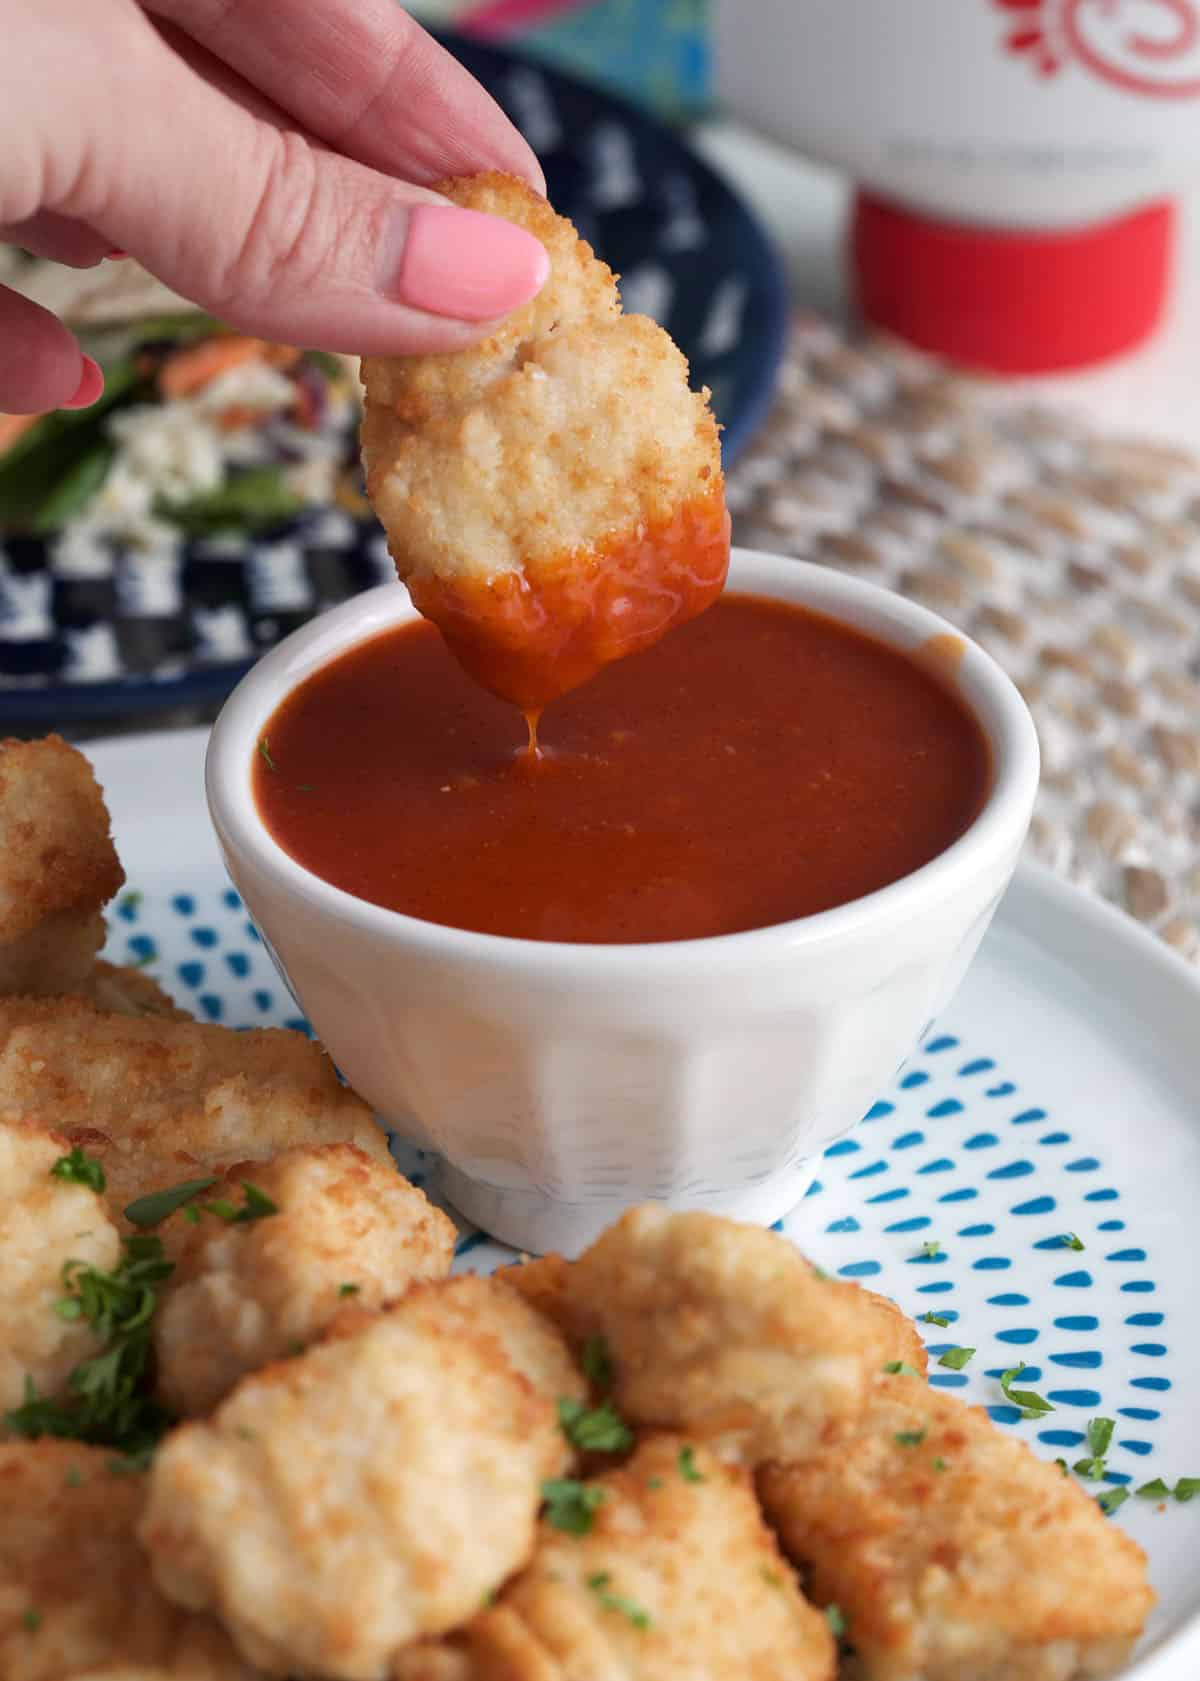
<box><xmin>1136</xmin><ymin>1478</ymin><xmax>1171</xmax><ymax>1500</ymax></box>
<box><xmin>124</xmin><ymin>1177</ymin><xmax>218</xmax><ymax>1228</ymax></box>
<box><xmin>581</xmin><ymin>1335</ymin><xmax>613</xmax><ymax>1392</ymax></box>
<box><xmin>1174</xmin><ymin>1477</ymin><xmax>1200</xmax><ymax>1503</ymax></box>
<box><xmin>156</xmin><ymin>466</ymin><xmax>303</xmax><ymax>537</ymax></box>
<box><xmin>557</xmin><ymin>1398</ymin><xmax>632</xmax><ymax>1455</ymax></box>
<box><xmin>999</xmin><ymin>1364</ymin><xmax>1055</xmax><ymax>1419</ymax></box>
<box><xmin>882</xmin><ymin>1361</ymin><xmax>921</xmax><ymax>1377</ymax></box>
<box><xmin>1097</xmin><ymin>1486</ymin><xmax>1130</xmax><ymax>1516</ymax></box>
<box><xmin>825</xmin><ymin>1605</ymin><xmax>847</xmax><ymax>1639</ymax></box>
<box><xmin>586</xmin><ymin>1572</ymin><xmax>652</xmax><ymax>1631</ymax></box>
<box><xmin>921</xmin><ymin>1312</ymin><xmax>951</xmax><ymax>1327</ymax></box>
<box><xmin>541</xmin><ymin>1478</ymin><xmax>606</xmax><ymax>1536</ymax></box>
<box><xmin>894</xmin><ymin>1429</ymin><xmax>927</xmax><ymax>1448</ymax></box>
<box><xmin>677</xmin><ymin>1444</ymin><xmax>705</xmax><ymax>1483</ymax></box>
<box><xmin>50</xmin><ymin>1147</ymin><xmax>106</xmax><ymax>1194</ymax></box>
<box><xmin>937</xmin><ymin>1347</ymin><xmax>975</xmax><ymax>1371</ymax></box>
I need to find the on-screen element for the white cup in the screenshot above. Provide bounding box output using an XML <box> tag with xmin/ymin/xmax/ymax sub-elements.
<box><xmin>206</xmin><ymin>550</ymin><xmax>1039</xmax><ymax>1256</ymax></box>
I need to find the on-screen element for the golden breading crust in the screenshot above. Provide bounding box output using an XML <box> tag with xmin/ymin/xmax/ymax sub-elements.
<box><xmin>493</xmin><ymin>1255</ymin><xmax>584</xmax><ymax>1352</ymax></box>
<box><xmin>0</xmin><ymin>1440</ymin><xmax>259</xmax><ymax>1681</ymax></box>
<box><xmin>0</xmin><ymin>736</ymin><xmax>124</xmax><ymax>996</ymax></box>
<box><xmin>466</xmin><ymin>1435</ymin><xmax>836</xmax><ymax>1681</ymax></box>
<box><xmin>153</xmin><ymin>1143</ymin><xmax>457</xmax><ymax>1417</ymax></box>
<box><xmin>0</xmin><ymin>1120</ymin><xmax>121</xmax><ymax>1423</ymax></box>
<box><xmin>758</xmin><ymin>1375</ymin><xmax>1155</xmax><ymax>1681</ymax></box>
<box><xmin>563</xmin><ymin>1206</ymin><xmax>927</xmax><ymax>1465</ymax></box>
<box><xmin>140</xmin><ymin>1283</ymin><xmax>575</xmax><ymax>1680</ymax></box>
<box><xmin>0</xmin><ymin>996</ymin><xmax>389</xmax><ymax>1219</ymax></box>
<box><xmin>79</xmin><ymin>960</ymin><xmax>190</xmax><ymax>1020</ymax></box>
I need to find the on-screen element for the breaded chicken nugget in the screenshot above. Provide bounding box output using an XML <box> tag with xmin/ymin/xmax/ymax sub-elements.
<box><xmin>153</xmin><ymin>1143</ymin><xmax>456</xmax><ymax>1416</ymax></box>
<box><xmin>0</xmin><ymin>736</ymin><xmax>123</xmax><ymax>997</ymax></box>
<box><xmin>564</xmin><ymin>1206</ymin><xmax>926</xmax><ymax>1464</ymax></box>
<box><xmin>758</xmin><ymin>1375</ymin><xmax>1154</xmax><ymax>1681</ymax></box>
<box><xmin>140</xmin><ymin>1282</ymin><xmax>574</xmax><ymax>1679</ymax></box>
<box><xmin>0</xmin><ymin>997</ymin><xmax>388</xmax><ymax>1218</ymax></box>
<box><xmin>467</xmin><ymin>1435</ymin><xmax>835</xmax><ymax>1681</ymax></box>
<box><xmin>361</xmin><ymin>173</ymin><xmax>727</xmax><ymax>710</ymax></box>
<box><xmin>391</xmin><ymin>1274</ymin><xmax>586</xmax><ymax>1470</ymax></box>
<box><xmin>79</xmin><ymin>961</ymin><xmax>189</xmax><ymax>1019</ymax></box>
<box><xmin>0</xmin><ymin>1440</ymin><xmax>259</xmax><ymax>1681</ymax></box>
<box><xmin>493</xmin><ymin>1255</ymin><xmax>585</xmax><ymax>1352</ymax></box>
<box><xmin>0</xmin><ymin>1121</ymin><xmax>120</xmax><ymax>1423</ymax></box>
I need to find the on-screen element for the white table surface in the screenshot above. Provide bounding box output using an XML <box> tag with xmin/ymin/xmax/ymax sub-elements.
<box><xmin>694</xmin><ymin>120</ymin><xmax>1200</xmax><ymax>452</ymax></box>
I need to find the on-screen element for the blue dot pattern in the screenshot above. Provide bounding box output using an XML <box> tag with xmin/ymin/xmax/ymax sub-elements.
<box><xmin>106</xmin><ymin>885</ymin><xmax>1171</xmax><ymax>1498</ymax></box>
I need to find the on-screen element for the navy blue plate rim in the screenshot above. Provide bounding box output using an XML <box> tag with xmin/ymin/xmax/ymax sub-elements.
<box><xmin>7</xmin><ymin>32</ymin><xmax>789</xmax><ymax>725</ymax></box>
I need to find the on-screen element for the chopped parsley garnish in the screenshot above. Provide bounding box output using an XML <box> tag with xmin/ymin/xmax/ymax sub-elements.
<box><xmin>1136</xmin><ymin>1478</ymin><xmax>1171</xmax><ymax>1500</ymax></box>
<box><xmin>4</xmin><ymin>1234</ymin><xmax>173</xmax><ymax>1456</ymax></box>
<box><xmin>118</xmin><ymin>890</ymin><xmax>143</xmax><ymax>914</ymax></box>
<box><xmin>582</xmin><ymin>1334</ymin><xmax>614</xmax><ymax>1392</ymax></box>
<box><xmin>50</xmin><ymin>1147</ymin><xmax>106</xmax><ymax>1194</ymax></box>
<box><xmin>920</xmin><ymin>1241</ymin><xmax>942</xmax><ymax>1259</ymax></box>
<box><xmin>999</xmin><ymin>1364</ymin><xmax>1055</xmax><ymax>1419</ymax></box>
<box><xmin>921</xmin><ymin>1311</ymin><xmax>951</xmax><ymax>1328</ymax></box>
<box><xmin>1059</xmin><ymin>1233</ymin><xmax>1085</xmax><ymax>1251</ymax></box>
<box><xmin>64</xmin><ymin>1464</ymin><xmax>81</xmax><ymax>1488</ymax></box>
<box><xmin>882</xmin><ymin>1360</ymin><xmax>921</xmax><ymax>1377</ymax></box>
<box><xmin>646</xmin><ymin>1476</ymin><xmax>664</xmax><ymax>1490</ymax></box>
<box><xmin>894</xmin><ymin>1429</ymin><xmax>927</xmax><ymax>1448</ymax></box>
<box><xmin>1055</xmin><ymin>1458</ymin><xmax>1070</xmax><ymax>1476</ymax></box>
<box><xmin>258</xmin><ymin>737</ymin><xmax>277</xmax><ymax>771</ymax></box>
<box><xmin>825</xmin><ymin>1604</ymin><xmax>848</xmax><ymax>1639</ymax></box>
<box><xmin>931</xmin><ymin>1456</ymin><xmax>948</xmax><ymax>1472</ymax></box>
<box><xmin>1136</xmin><ymin>1476</ymin><xmax>1200</xmax><ymax>1503</ymax></box>
<box><xmin>557</xmin><ymin>1397</ymin><xmax>632</xmax><ymax>1455</ymax></box>
<box><xmin>124</xmin><ymin>1176</ymin><xmax>218</xmax><ymax>1228</ymax></box>
<box><xmin>678</xmin><ymin>1445</ymin><xmax>705</xmax><ymax>1483</ymax></box>
<box><xmin>197</xmin><ymin>1182</ymin><xmax>278</xmax><ymax>1225</ymax></box>
<box><xmin>21</xmin><ymin>1609</ymin><xmax>39</xmax><ymax>1634</ymax></box>
<box><xmin>1097</xmin><ymin>1486</ymin><xmax>1130</xmax><ymax>1516</ymax></box>
<box><xmin>760</xmin><ymin>1568</ymin><xmax>784</xmax><ymax>1589</ymax></box>
<box><xmin>938</xmin><ymin>1346</ymin><xmax>975</xmax><ymax>1371</ymax></box>
<box><xmin>338</xmin><ymin>1283</ymin><xmax>360</xmax><ymax>1298</ymax></box>
<box><xmin>107</xmin><ymin>1445</ymin><xmax>155</xmax><ymax>1474</ymax></box>
<box><xmin>1073</xmin><ymin>1416</ymin><xmax>1115</xmax><ymax>1480</ymax></box>
<box><xmin>542</xmin><ymin>1478</ymin><xmax>606</xmax><ymax>1536</ymax></box>
<box><xmin>586</xmin><ymin>1572</ymin><xmax>651</xmax><ymax>1631</ymax></box>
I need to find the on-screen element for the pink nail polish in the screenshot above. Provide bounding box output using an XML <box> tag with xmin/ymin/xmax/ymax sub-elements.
<box><xmin>59</xmin><ymin>356</ymin><xmax>105</xmax><ymax>411</ymax></box>
<box><xmin>385</xmin><ymin>205</ymin><xmax>549</xmax><ymax>322</ymax></box>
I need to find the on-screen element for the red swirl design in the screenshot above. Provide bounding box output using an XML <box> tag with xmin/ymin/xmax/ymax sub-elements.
<box><xmin>1061</xmin><ymin>0</ymin><xmax>1200</xmax><ymax>94</ymax></box>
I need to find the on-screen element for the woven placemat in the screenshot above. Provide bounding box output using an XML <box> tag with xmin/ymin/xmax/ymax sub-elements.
<box><xmin>725</xmin><ymin>314</ymin><xmax>1200</xmax><ymax>964</ymax></box>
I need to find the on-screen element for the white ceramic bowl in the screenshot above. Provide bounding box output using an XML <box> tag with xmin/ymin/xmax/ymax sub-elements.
<box><xmin>206</xmin><ymin>549</ymin><xmax>1039</xmax><ymax>1256</ymax></box>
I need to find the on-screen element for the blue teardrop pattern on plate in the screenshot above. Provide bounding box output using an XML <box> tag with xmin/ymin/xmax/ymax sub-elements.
<box><xmin>103</xmin><ymin>886</ymin><xmax>1171</xmax><ymax>1502</ymax></box>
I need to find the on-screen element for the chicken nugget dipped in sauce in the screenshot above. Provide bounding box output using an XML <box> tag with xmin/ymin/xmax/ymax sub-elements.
<box><xmin>361</xmin><ymin>173</ymin><xmax>727</xmax><ymax>718</ymax></box>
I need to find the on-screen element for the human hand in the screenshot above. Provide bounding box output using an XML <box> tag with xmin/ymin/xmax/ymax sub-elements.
<box><xmin>1</xmin><ymin>0</ymin><xmax>550</xmax><ymax>413</ymax></box>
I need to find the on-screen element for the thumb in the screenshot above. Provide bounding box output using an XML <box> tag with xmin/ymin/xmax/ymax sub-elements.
<box><xmin>69</xmin><ymin>20</ymin><xmax>549</xmax><ymax>357</ymax></box>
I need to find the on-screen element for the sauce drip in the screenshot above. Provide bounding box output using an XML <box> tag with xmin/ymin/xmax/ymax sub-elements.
<box><xmin>255</xmin><ymin>594</ymin><xmax>992</xmax><ymax>946</ymax></box>
<box><xmin>405</xmin><ymin>488</ymin><xmax>730</xmax><ymax>711</ymax></box>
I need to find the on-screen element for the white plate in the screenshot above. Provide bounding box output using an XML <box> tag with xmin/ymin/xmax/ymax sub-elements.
<box><xmin>88</xmin><ymin>726</ymin><xmax>1200</xmax><ymax>1679</ymax></box>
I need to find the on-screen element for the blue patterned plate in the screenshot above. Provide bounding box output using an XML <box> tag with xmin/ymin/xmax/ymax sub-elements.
<box><xmin>0</xmin><ymin>35</ymin><xmax>787</xmax><ymax>724</ymax></box>
<box><xmin>90</xmin><ymin>727</ymin><xmax>1200</xmax><ymax>1679</ymax></box>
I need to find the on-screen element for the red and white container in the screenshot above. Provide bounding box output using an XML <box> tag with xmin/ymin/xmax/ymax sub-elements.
<box><xmin>713</xmin><ymin>0</ymin><xmax>1200</xmax><ymax>372</ymax></box>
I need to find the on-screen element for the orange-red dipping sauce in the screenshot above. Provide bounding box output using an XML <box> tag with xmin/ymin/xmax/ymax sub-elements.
<box><xmin>254</xmin><ymin>595</ymin><xmax>991</xmax><ymax>945</ymax></box>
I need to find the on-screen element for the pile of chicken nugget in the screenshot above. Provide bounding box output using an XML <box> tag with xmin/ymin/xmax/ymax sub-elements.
<box><xmin>0</xmin><ymin>736</ymin><xmax>1153</xmax><ymax>1681</ymax></box>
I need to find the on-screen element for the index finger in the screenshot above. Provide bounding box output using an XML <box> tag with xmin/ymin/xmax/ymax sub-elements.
<box><xmin>142</xmin><ymin>0</ymin><xmax>545</xmax><ymax>194</ymax></box>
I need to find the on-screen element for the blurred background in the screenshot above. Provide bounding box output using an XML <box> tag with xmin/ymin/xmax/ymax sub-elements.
<box><xmin>3</xmin><ymin>0</ymin><xmax>1200</xmax><ymax>957</ymax></box>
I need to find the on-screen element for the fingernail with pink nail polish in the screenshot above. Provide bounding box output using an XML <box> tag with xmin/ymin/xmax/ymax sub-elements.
<box><xmin>107</xmin><ymin>249</ymin><xmax>128</xmax><ymax>260</ymax></box>
<box><xmin>382</xmin><ymin>205</ymin><xmax>549</xmax><ymax>322</ymax></box>
<box><xmin>60</xmin><ymin>356</ymin><xmax>105</xmax><ymax>411</ymax></box>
